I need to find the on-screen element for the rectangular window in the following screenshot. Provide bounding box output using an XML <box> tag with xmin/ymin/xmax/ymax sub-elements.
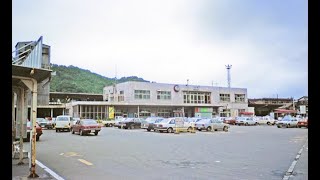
<box><xmin>183</xmin><ymin>91</ymin><xmax>211</xmax><ymax>104</ymax></box>
<box><xmin>235</xmin><ymin>94</ymin><xmax>245</xmax><ymax>102</ymax></box>
<box><xmin>157</xmin><ymin>91</ymin><xmax>171</xmax><ymax>100</ymax></box>
<box><xmin>220</xmin><ymin>94</ymin><xmax>230</xmax><ymax>102</ymax></box>
<box><xmin>157</xmin><ymin>109</ymin><xmax>171</xmax><ymax>118</ymax></box>
<box><xmin>134</xmin><ymin>90</ymin><xmax>150</xmax><ymax>99</ymax></box>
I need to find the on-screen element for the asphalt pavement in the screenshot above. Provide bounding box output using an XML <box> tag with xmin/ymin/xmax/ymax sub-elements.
<box><xmin>12</xmin><ymin>157</ymin><xmax>56</xmax><ymax>180</ymax></box>
<box><xmin>12</xmin><ymin>126</ymin><xmax>309</xmax><ymax>180</ymax></box>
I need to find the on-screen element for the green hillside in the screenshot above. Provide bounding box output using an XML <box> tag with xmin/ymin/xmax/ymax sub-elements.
<box><xmin>50</xmin><ymin>64</ymin><xmax>149</xmax><ymax>94</ymax></box>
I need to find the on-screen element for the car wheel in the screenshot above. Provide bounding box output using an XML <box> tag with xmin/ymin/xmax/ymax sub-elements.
<box><xmin>206</xmin><ymin>126</ymin><xmax>212</xmax><ymax>131</ymax></box>
<box><xmin>287</xmin><ymin>124</ymin><xmax>290</xmax><ymax>128</ymax></box>
<box><xmin>130</xmin><ymin>124</ymin><xmax>134</xmax><ymax>129</ymax></box>
<box><xmin>277</xmin><ymin>125</ymin><xmax>281</xmax><ymax>128</ymax></box>
<box><xmin>80</xmin><ymin>130</ymin><xmax>83</xmax><ymax>136</ymax></box>
<box><xmin>147</xmin><ymin>129</ymin><xmax>151</xmax><ymax>132</ymax></box>
<box><xmin>187</xmin><ymin>127</ymin><xmax>192</xmax><ymax>132</ymax></box>
<box><xmin>223</xmin><ymin>126</ymin><xmax>228</xmax><ymax>132</ymax></box>
<box><xmin>267</xmin><ymin>122</ymin><xmax>270</xmax><ymax>125</ymax></box>
<box><xmin>71</xmin><ymin>128</ymin><xmax>75</xmax><ymax>134</ymax></box>
<box><xmin>36</xmin><ymin>136</ymin><xmax>39</xmax><ymax>141</ymax></box>
<box><xmin>255</xmin><ymin>122</ymin><xmax>258</xmax><ymax>126</ymax></box>
<box><xmin>94</xmin><ymin>131</ymin><xmax>98</xmax><ymax>136</ymax></box>
<box><xmin>56</xmin><ymin>129</ymin><xmax>58</xmax><ymax>132</ymax></box>
<box><xmin>167</xmin><ymin>127</ymin><xmax>173</xmax><ymax>133</ymax></box>
<box><xmin>245</xmin><ymin>123</ymin><xmax>248</xmax><ymax>126</ymax></box>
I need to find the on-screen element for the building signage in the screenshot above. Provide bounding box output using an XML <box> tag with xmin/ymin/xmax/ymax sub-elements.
<box><xmin>108</xmin><ymin>106</ymin><xmax>115</xmax><ymax>119</ymax></box>
<box><xmin>195</xmin><ymin>107</ymin><xmax>213</xmax><ymax>113</ymax></box>
<box><xmin>300</xmin><ymin>105</ymin><xmax>306</xmax><ymax>114</ymax></box>
<box><xmin>175</xmin><ymin>117</ymin><xmax>184</xmax><ymax>128</ymax></box>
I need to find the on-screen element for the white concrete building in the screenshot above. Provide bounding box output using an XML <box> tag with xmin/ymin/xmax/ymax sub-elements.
<box><xmin>66</xmin><ymin>81</ymin><xmax>249</xmax><ymax>119</ymax></box>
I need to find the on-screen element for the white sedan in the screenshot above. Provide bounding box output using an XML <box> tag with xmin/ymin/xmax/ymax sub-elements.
<box><xmin>235</xmin><ymin>117</ymin><xmax>258</xmax><ymax>126</ymax></box>
<box><xmin>276</xmin><ymin>115</ymin><xmax>298</xmax><ymax>128</ymax></box>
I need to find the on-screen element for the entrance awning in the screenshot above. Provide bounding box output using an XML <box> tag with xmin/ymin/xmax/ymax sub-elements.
<box><xmin>239</xmin><ymin>112</ymin><xmax>254</xmax><ymax>115</ymax></box>
<box><xmin>274</xmin><ymin>109</ymin><xmax>297</xmax><ymax>113</ymax></box>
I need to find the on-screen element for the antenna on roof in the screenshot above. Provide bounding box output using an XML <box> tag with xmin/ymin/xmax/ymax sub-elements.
<box><xmin>114</xmin><ymin>64</ymin><xmax>117</xmax><ymax>85</ymax></box>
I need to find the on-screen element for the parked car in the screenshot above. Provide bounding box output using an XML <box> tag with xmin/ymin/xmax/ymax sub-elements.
<box><xmin>36</xmin><ymin>118</ymin><xmax>54</xmax><ymax>129</ymax></box>
<box><xmin>102</xmin><ymin>119</ymin><xmax>116</xmax><ymax>127</ymax></box>
<box><xmin>51</xmin><ymin>118</ymin><xmax>56</xmax><ymax>128</ymax></box>
<box><xmin>216</xmin><ymin>117</ymin><xmax>226</xmax><ymax>122</ymax></box>
<box><xmin>255</xmin><ymin>116</ymin><xmax>276</xmax><ymax>125</ymax></box>
<box><xmin>276</xmin><ymin>115</ymin><xmax>299</xmax><ymax>128</ymax></box>
<box><xmin>55</xmin><ymin>115</ymin><xmax>74</xmax><ymax>132</ymax></box>
<box><xmin>71</xmin><ymin>119</ymin><xmax>101</xmax><ymax>136</ymax></box>
<box><xmin>186</xmin><ymin>117</ymin><xmax>203</xmax><ymax>127</ymax></box>
<box><xmin>154</xmin><ymin>117</ymin><xmax>187</xmax><ymax>133</ymax></box>
<box><xmin>72</xmin><ymin>118</ymin><xmax>80</xmax><ymax>126</ymax></box>
<box><xmin>114</xmin><ymin>117</ymin><xmax>125</xmax><ymax>128</ymax></box>
<box><xmin>235</xmin><ymin>117</ymin><xmax>258</xmax><ymax>126</ymax></box>
<box><xmin>141</xmin><ymin>117</ymin><xmax>165</xmax><ymax>131</ymax></box>
<box><xmin>195</xmin><ymin>118</ymin><xmax>229</xmax><ymax>131</ymax></box>
<box><xmin>297</xmin><ymin>117</ymin><xmax>308</xmax><ymax>128</ymax></box>
<box><xmin>118</xmin><ymin>118</ymin><xmax>143</xmax><ymax>129</ymax></box>
<box><xmin>26</xmin><ymin>121</ymin><xmax>43</xmax><ymax>141</ymax></box>
<box><xmin>223</xmin><ymin>117</ymin><xmax>236</xmax><ymax>125</ymax></box>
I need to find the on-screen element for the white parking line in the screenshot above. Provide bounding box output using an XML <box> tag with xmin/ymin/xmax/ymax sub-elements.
<box><xmin>36</xmin><ymin>159</ymin><xmax>65</xmax><ymax>180</ymax></box>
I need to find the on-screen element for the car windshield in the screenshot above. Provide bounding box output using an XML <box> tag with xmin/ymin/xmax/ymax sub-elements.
<box><xmin>145</xmin><ymin>118</ymin><xmax>157</xmax><ymax>123</ymax></box>
<box><xmin>188</xmin><ymin>118</ymin><xmax>202</xmax><ymax>122</ymax></box>
<box><xmin>123</xmin><ymin>118</ymin><xmax>134</xmax><ymax>122</ymax></box>
<box><xmin>159</xmin><ymin>118</ymin><xmax>172</xmax><ymax>123</ymax></box>
<box><xmin>57</xmin><ymin>117</ymin><xmax>70</xmax><ymax>121</ymax></box>
<box><xmin>82</xmin><ymin>120</ymin><xmax>98</xmax><ymax>125</ymax></box>
<box><xmin>155</xmin><ymin>119</ymin><xmax>164</xmax><ymax>123</ymax></box>
<box><xmin>282</xmin><ymin>115</ymin><xmax>293</xmax><ymax>121</ymax></box>
<box><xmin>197</xmin><ymin>119</ymin><xmax>211</xmax><ymax>123</ymax></box>
<box><xmin>36</xmin><ymin>118</ymin><xmax>46</xmax><ymax>122</ymax></box>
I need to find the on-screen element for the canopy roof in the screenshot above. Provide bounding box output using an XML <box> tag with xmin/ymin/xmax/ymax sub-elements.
<box><xmin>274</xmin><ymin>109</ymin><xmax>297</xmax><ymax>114</ymax></box>
<box><xmin>239</xmin><ymin>112</ymin><xmax>254</xmax><ymax>115</ymax></box>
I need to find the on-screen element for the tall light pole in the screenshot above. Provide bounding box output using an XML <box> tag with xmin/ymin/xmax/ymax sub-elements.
<box><xmin>225</xmin><ymin>64</ymin><xmax>232</xmax><ymax>88</ymax></box>
<box><xmin>225</xmin><ymin>64</ymin><xmax>232</xmax><ymax>117</ymax></box>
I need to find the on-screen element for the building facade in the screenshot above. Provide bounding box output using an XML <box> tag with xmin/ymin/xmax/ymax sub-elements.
<box><xmin>66</xmin><ymin>81</ymin><xmax>249</xmax><ymax>119</ymax></box>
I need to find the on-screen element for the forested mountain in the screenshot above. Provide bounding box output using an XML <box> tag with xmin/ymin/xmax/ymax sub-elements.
<box><xmin>50</xmin><ymin>64</ymin><xmax>149</xmax><ymax>94</ymax></box>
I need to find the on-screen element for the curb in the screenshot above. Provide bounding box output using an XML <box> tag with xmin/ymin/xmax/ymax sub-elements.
<box><xmin>282</xmin><ymin>139</ymin><xmax>308</xmax><ymax>180</ymax></box>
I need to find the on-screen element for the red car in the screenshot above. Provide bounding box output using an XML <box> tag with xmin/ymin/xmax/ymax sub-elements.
<box><xmin>297</xmin><ymin>118</ymin><xmax>308</xmax><ymax>128</ymax></box>
<box><xmin>223</xmin><ymin>117</ymin><xmax>236</xmax><ymax>125</ymax></box>
<box><xmin>26</xmin><ymin>121</ymin><xmax>43</xmax><ymax>141</ymax></box>
<box><xmin>71</xmin><ymin>119</ymin><xmax>101</xmax><ymax>136</ymax></box>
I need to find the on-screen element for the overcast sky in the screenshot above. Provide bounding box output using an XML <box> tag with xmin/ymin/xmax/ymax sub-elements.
<box><xmin>12</xmin><ymin>0</ymin><xmax>308</xmax><ymax>99</ymax></box>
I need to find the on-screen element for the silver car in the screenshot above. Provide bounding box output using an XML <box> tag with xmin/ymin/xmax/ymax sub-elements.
<box><xmin>276</xmin><ymin>115</ymin><xmax>298</xmax><ymax>128</ymax></box>
<box><xmin>141</xmin><ymin>117</ymin><xmax>165</xmax><ymax>131</ymax></box>
<box><xmin>235</xmin><ymin>117</ymin><xmax>258</xmax><ymax>126</ymax></box>
<box><xmin>195</xmin><ymin>118</ymin><xmax>230</xmax><ymax>132</ymax></box>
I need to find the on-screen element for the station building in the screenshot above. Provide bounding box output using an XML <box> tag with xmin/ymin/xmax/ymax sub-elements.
<box><xmin>66</xmin><ymin>81</ymin><xmax>249</xmax><ymax>119</ymax></box>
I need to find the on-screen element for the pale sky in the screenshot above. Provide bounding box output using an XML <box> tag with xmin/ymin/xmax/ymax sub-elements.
<box><xmin>12</xmin><ymin>0</ymin><xmax>308</xmax><ymax>99</ymax></box>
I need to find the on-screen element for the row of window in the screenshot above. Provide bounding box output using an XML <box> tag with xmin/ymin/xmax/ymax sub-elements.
<box><xmin>106</xmin><ymin>90</ymin><xmax>246</xmax><ymax>103</ymax></box>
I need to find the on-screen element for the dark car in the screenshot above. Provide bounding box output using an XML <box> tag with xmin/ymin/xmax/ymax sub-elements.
<box><xmin>36</xmin><ymin>118</ymin><xmax>54</xmax><ymax>129</ymax></box>
<box><xmin>118</xmin><ymin>118</ymin><xmax>143</xmax><ymax>129</ymax></box>
<box><xmin>71</xmin><ymin>119</ymin><xmax>101</xmax><ymax>136</ymax></box>
<box><xmin>141</xmin><ymin>117</ymin><xmax>165</xmax><ymax>131</ymax></box>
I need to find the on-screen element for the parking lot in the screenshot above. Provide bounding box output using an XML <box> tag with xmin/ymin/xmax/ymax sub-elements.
<box><xmin>26</xmin><ymin>125</ymin><xmax>308</xmax><ymax>180</ymax></box>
